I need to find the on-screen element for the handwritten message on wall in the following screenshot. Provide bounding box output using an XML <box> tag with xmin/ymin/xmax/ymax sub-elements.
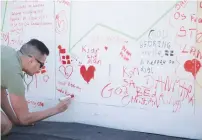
<box><xmin>1</xmin><ymin>0</ymin><xmax>201</xmax><ymax>114</ymax></box>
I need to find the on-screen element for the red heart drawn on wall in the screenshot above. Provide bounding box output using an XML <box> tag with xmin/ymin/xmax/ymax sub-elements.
<box><xmin>59</xmin><ymin>65</ymin><xmax>73</xmax><ymax>79</ymax></box>
<box><xmin>80</xmin><ymin>65</ymin><xmax>96</xmax><ymax>83</ymax></box>
<box><xmin>184</xmin><ymin>59</ymin><xmax>201</xmax><ymax>78</ymax></box>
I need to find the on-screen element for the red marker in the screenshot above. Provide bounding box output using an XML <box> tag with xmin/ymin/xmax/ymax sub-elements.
<box><xmin>59</xmin><ymin>94</ymin><xmax>74</xmax><ymax>101</ymax></box>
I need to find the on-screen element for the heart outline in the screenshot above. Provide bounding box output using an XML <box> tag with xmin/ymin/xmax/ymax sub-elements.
<box><xmin>59</xmin><ymin>65</ymin><xmax>73</xmax><ymax>79</ymax></box>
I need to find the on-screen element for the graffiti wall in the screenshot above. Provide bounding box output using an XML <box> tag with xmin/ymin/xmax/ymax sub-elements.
<box><xmin>1</xmin><ymin>0</ymin><xmax>202</xmax><ymax>139</ymax></box>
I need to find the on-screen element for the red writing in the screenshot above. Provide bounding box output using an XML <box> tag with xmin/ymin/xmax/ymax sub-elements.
<box><xmin>55</xmin><ymin>10</ymin><xmax>68</xmax><ymax>34</ymax></box>
<box><xmin>9</xmin><ymin>2</ymin><xmax>52</xmax><ymax>34</ymax></box>
<box><xmin>175</xmin><ymin>0</ymin><xmax>188</xmax><ymax>10</ymax></box>
<box><xmin>177</xmin><ymin>26</ymin><xmax>202</xmax><ymax>43</ymax></box>
<box><xmin>27</xmin><ymin>100</ymin><xmax>44</xmax><ymax>108</ymax></box>
<box><xmin>181</xmin><ymin>45</ymin><xmax>202</xmax><ymax>60</ymax></box>
<box><xmin>56</xmin><ymin>87</ymin><xmax>73</xmax><ymax>96</ymax></box>
<box><xmin>101</xmin><ymin>76</ymin><xmax>194</xmax><ymax>113</ymax></box>
<box><xmin>87</xmin><ymin>54</ymin><xmax>101</xmax><ymax>65</ymax></box>
<box><xmin>10</xmin><ymin>38</ymin><xmax>23</xmax><ymax>46</ymax></box>
<box><xmin>123</xmin><ymin>66</ymin><xmax>139</xmax><ymax>78</ymax></box>
<box><xmin>191</xmin><ymin>14</ymin><xmax>202</xmax><ymax>24</ymax></box>
<box><xmin>57</xmin><ymin>0</ymin><xmax>70</xmax><ymax>7</ymax></box>
<box><xmin>1</xmin><ymin>32</ymin><xmax>10</xmax><ymax>45</ymax></box>
<box><xmin>57</xmin><ymin>81</ymin><xmax>82</xmax><ymax>92</ymax></box>
<box><xmin>82</xmin><ymin>45</ymin><xmax>101</xmax><ymax>65</ymax></box>
<box><xmin>1</xmin><ymin>32</ymin><xmax>23</xmax><ymax>47</ymax></box>
<box><xmin>82</xmin><ymin>46</ymin><xmax>99</xmax><ymax>53</ymax></box>
<box><xmin>120</xmin><ymin>45</ymin><xmax>132</xmax><ymax>61</ymax></box>
<box><xmin>174</xmin><ymin>12</ymin><xmax>186</xmax><ymax>20</ymax></box>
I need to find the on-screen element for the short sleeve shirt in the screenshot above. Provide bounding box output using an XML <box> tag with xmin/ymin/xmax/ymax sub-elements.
<box><xmin>1</xmin><ymin>45</ymin><xmax>25</xmax><ymax>96</ymax></box>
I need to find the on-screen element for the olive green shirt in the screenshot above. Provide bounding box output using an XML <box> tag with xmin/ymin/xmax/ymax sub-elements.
<box><xmin>1</xmin><ymin>45</ymin><xmax>25</xmax><ymax>96</ymax></box>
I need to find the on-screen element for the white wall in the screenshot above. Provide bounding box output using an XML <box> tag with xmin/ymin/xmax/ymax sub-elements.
<box><xmin>1</xmin><ymin>0</ymin><xmax>202</xmax><ymax>139</ymax></box>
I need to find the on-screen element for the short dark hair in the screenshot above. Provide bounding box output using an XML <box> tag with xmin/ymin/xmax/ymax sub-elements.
<box><xmin>26</xmin><ymin>39</ymin><xmax>49</xmax><ymax>55</ymax></box>
<box><xmin>20</xmin><ymin>39</ymin><xmax>49</xmax><ymax>58</ymax></box>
